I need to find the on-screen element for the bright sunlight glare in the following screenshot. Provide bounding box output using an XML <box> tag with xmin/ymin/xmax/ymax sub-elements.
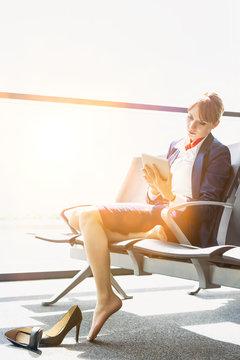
<box><xmin>183</xmin><ymin>322</ymin><xmax>240</xmax><ymax>346</ymax></box>
<box><xmin>122</xmin><ymin>291</ymin><xmax>229</xmax><ymax>317</ymax></box>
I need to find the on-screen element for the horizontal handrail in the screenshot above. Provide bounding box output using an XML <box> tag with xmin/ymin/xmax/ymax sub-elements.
<box><xmin>0</xmin><ymin>92</ymin><xmax>239</xmax><ymax>117</ymax></box>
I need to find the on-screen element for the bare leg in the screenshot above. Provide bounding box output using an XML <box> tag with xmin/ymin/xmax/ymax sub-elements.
<box><xmin>69</xmin><ymin>209</ymin><xmax>166</xmax><ymax>341</ymax></box>
<box><xmin>69</xmin><ymin>210</ymin><xmax>167</xmax><ymax>242</ymax></box>
<box><xmin>68</xmin><ymin>208</ymin><xmax>85</xmax><ymax>232</ymax></box>
<box><xmin>77</xmin><ymin>206</ymin><xmax>122</xmax><ymax>341</ymax></box>
<box><xmin>106</xmin><ymin>224</ymin><xmax>167</xmax><ymax>242</ymax></box>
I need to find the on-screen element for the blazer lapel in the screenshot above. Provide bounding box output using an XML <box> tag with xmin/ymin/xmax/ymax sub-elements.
<box><xmin>168</xmin><ymin>148</ymin><xmax>180</xmax><ymax>166</ymax></box>
<box><xmin>192</xmin><ymin>133</ymin><xmax>214</xmax><ymax>198</ymax></box>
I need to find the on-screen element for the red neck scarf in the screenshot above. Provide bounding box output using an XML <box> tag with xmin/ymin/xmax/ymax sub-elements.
<box><xmin>185</xmin><ymin>137</ymin><xmax>204</xmax><ymax>151</ymax></box>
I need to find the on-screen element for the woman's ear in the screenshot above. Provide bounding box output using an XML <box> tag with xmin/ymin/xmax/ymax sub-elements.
<box><xmin>212</xmin><ymin>120</ymin><xmax>220</xmax><ymax>129</ymax></box>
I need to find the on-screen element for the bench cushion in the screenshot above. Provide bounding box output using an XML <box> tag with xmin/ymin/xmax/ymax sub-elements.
<box><xmin>132</xmin><ymin>239</ymin><xmax>234</xmax><ymax>259</ymax></box>
<box><xmin>222</xmin><ymin>247</ymin><xmax>240</xmax><ymax>264</ymax></box>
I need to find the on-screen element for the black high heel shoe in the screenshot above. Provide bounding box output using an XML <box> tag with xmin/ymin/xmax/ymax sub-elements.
<box><xmin>5</xmin><ymin>305</ymin><xmax>82</xmax><ymax>349</ymax></box>
<box><xmin>5</xmin><ymin>327</ymin><xmax>43</xmax><ymax>351</ymax></box>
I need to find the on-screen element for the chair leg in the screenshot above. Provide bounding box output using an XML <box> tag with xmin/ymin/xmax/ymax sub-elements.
<box><xmin>110</xmin><ymin>273</ymin><xmax>133</xmax><ymax>299</ymax></box>
<box><xmin>41</xmin><ymin>263</ymin><xmax>132</xmax><ymax>306</ymax></box>
<box><xmin>42</xmin><ymin>264</ymin><xmax>93</xmax><ymax>306</ymax></box>
<box><xmin>189</xmin><ymin>259</ymin><xmax>220</xmax><ymax>296</ymax></box>
<box><xmin>188</xmin><ymin>285</ymin><xmax>201</xmax><ymax>295</ymax></box>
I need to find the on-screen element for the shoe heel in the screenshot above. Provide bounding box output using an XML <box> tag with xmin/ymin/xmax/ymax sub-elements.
<box><xmin>75</xmin><ymin>323</ymin><xmax>80</xmax><ymax>342</ymax></box>
<box><xmin>28</xmin><ymin>327</ymin><xmax>43</xmax><ymax>351</ymax></box>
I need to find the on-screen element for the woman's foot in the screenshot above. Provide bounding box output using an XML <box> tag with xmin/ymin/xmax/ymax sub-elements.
<box><xmin>146</xmin><ymin>225</ymin><xmax>167</xmax><ymax>241</ymax></box>
<box><xmin>87</xmin><ymin>294</ymin><xmax>122</xmax><ymax>341</ymax></box>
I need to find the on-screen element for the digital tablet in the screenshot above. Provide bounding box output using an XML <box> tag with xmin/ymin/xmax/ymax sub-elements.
<box><xmin>142</xmin><ymin>153</ymin><xmax>170</xmax><ymax>180</ymax></box>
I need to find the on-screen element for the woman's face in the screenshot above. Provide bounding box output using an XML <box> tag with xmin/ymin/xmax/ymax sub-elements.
<box><xmin>186</xmin><ymin>105</ymin><xmax>219</xmax><ymax>142</ymax></box>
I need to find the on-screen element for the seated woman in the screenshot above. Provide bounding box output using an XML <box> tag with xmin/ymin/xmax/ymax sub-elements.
<box><xmin>68</xmin><ymin>92</ymin><xmax>231</xmax><ymax>342</ymax></box>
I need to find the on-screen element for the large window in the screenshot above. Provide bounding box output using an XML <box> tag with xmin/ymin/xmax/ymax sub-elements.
<box><xmin>1</xmin><ymin>99</ymin><xmax>239</xmax><ymax>221</ymax></box>
<box><xmin>1</xmin><ymin>0</ymin><xmax>239</xmax><ymax>109</ymax></box>
<box><xmin>1</xmin><ymin>0</ymin><xmax>239</xmax><ymax>276</ymax></box>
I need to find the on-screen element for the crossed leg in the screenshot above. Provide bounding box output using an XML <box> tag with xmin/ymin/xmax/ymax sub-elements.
<box><xmin>69</xmin><ymin>206</ymin><xmax>123</xmax><ymax>341</ymax></box>
<box><xmin>105</xmin><ymin>225</ymin><xmax>167</xmax><ymax>242</ymax></box>
<box><xmin>68</xmin><ymin>206</ymin><xmax>166</xmax><ymax>341</ymax></box>
<box><xmin>69</xmin><ymin>208</ymin><xmax>167</xmax><ymax>242</ymax></box>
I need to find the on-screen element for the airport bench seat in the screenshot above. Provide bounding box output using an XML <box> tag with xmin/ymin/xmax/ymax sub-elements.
<box><xmin>36</xmin><ymin>142</ymin><xmax>240</xmax><ymax>305</ymax></box>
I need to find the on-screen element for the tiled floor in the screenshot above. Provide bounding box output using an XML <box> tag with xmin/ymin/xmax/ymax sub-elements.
<box><xmin>2</xmin><ymin>222</ymin><xmax>240</xmax><ymax>359</ymax></box>
<box><xmin>1</xmin><ymin>275</ymin><xmax>240</xmax><ymax>360</ymax></box>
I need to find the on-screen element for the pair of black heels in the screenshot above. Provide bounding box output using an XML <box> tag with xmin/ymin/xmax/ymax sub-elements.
<box><xmin>5</xmin><ymin>305</ymin><xmax>82</xmax><ymax>352</ymax></box>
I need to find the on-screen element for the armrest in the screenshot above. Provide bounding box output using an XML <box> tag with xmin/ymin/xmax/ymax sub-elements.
<box><xmin>161</xmin><ymin>200</ymin><xmax>233</xmax><ymax>246</ymax></box>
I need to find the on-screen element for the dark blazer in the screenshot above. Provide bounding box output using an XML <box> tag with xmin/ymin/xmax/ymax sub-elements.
<box><xmin>149</xmin><ymin>133</ymin><xmax>231</xmax><ymax>247</ymax></box>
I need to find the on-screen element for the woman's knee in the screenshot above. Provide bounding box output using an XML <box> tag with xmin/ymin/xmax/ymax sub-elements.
<box><xmin>69</xmin><ymin>210</ymin><xmax>80</xmax><ymax>231</ymax></box>
<box><xmin>78</xmin><ymin>206</ymin><xmax>102</xmax><ymax>229</ymax></box>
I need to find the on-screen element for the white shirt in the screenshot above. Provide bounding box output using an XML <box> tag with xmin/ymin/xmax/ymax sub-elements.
<box><xmin>148</xmin><ymin>136</ymin><xmax>206</xmax><ymax>206</ymax></box>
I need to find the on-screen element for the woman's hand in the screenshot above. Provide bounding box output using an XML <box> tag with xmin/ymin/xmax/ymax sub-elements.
<box><xmin>142</xmin><ymin>164</ymin><xmax>175</xmax><ymax>201</ymax></box>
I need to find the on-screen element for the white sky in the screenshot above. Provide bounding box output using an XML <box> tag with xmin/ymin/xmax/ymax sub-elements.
<box><xmin>1</xmin><ymin>0</ymin><xmax>239</xmax><ymax>108</ymax></box>
<box><xmin>0</xmin><ymin>0</ymin><xmax>239</xmax><ymax>218</ymax></box>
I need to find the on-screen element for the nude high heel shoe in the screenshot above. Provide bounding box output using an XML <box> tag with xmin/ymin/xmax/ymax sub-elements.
<box><xmin>40</xmin><ymin>305</ymin><xmax>82</xmax><ymax>346</ymax></box>
<box><xmin>5</xmin><ymin>305</ymin><xmax>82</xmax><ymax>349</ymax></box>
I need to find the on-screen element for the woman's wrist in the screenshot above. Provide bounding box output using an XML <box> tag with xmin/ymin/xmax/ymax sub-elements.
<box><xmin>149</xmin><ymin>186</ymin><xmax>159</xmax><ymax>196</ymax></box>
<box><xmin>169</xmin><ymin>192</ymin><xmax>176</xmax><ymax>202</ymax></box>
